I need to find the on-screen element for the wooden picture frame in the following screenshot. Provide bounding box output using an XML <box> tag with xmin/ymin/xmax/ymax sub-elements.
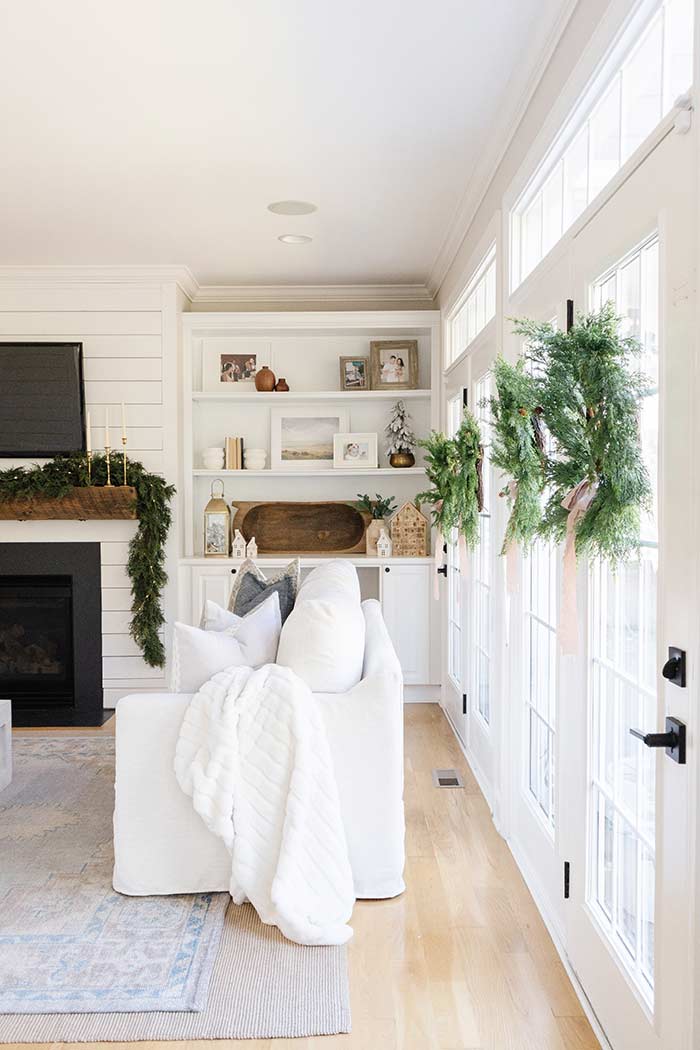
<box><xmin>339</xmin><ymin>355</ymin><xmax>369</xmax><ymax>391</ymax></box>
<box><xmin>369</xmin><ymin>340</ymin><xmax>419</xmax><ymax>390</ymax></box>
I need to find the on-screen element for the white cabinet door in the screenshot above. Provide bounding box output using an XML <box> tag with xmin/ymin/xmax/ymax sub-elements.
<box><xmin>380</xmin><ymin>564</ymin><xmax>430</xmax><ymax>684</ymax></box>
<box><xmin>191</xmin><ymin>565</ymin><xmax>234</xmax><ymax>624</ymax></box>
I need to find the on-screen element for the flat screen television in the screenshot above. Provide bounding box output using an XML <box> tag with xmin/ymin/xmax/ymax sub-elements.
<box><xmin>0</xmin><ymin>342</ymin><xmax>86</xmax><ymax>457</ymax></box>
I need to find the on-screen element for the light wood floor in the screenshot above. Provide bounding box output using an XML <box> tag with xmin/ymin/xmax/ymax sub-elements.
<box><xmin>8</xmin><ymin>703</ymin><xmax>599</xmax><ymax>1050</ymax></box>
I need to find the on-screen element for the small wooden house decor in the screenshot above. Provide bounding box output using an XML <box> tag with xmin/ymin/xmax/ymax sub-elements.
<box><xmin>389</xmin><ymin>500</ymin><xmax>429</xmax><ymax>557</ymax></box>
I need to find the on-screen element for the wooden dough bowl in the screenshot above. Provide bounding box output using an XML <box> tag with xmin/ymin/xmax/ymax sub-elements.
<box><xmin>232</xmin><ymin>500</ymin><xmax>371</xmax><ymax>555</ymax></box>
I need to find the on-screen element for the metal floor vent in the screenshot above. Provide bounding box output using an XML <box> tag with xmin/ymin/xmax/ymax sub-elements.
<box><xmin>432</xmin><ymin>768</ymin><xmax>464</xmax><ymax>788</ymax></box>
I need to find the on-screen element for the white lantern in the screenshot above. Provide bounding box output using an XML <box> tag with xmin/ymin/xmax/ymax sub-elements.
<box><xmin>246</xmin><ymin>536</ymin><xmax>258</xmax><ymax>559</ymax></box>
<box><xmin>376</xmin><ymin>528</ymin><xmax>392</xmax><ymax>558</ymax></box>
<box><xmin>203</xmin><ymin>480</ymin><xmax>230</xmax><ymax>558</ymax></box>
<box><xmin>232</xmin><ymin>529</ymin><xmax>248</xmax><ymax>560</ymax></box>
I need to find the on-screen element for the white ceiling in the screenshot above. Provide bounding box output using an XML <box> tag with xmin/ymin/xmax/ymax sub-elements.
<box><xmin>0</xmin><ymin>0</ymin><xmax>571</xmax><ymax>290</ymax></box>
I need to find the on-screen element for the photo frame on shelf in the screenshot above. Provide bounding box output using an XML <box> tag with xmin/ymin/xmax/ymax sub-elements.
<box><xmin>369</xmin><ymin>340</ymin><xmax>419</xmax><ymax>391</ymax></box>
<box><xmin>339</xmin><ymin>356</ymin><xmax>369</xmax><ymax>391</ymax></box>
<box><xmin>271</xmin><ymin>405</ymin><xmax>350</xmax><ymax>470</ymax></box>
<box><xmin>333</xmin><ymin>432</ymin><xmax>378</xmax><ymax>469</ymax></box>
<box><xmin>203</xmin><ymin>344</ymin><xmax>274</xmax><ymax>392</ymax></box>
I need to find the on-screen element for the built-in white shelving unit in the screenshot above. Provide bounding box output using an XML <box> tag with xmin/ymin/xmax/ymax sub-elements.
<box><xmin>181</xmin><ymin>310</ymin><xmax>441</xmax><ymax>560</ymax></box>
<box><xmin>180</xmin><ymin>310</ymin><xmax>442</xmax><ymax>695</ymax></box>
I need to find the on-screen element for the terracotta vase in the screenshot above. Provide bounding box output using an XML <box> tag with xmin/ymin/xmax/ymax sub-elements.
<box><xmin>275</xmin><ymin>377</ymin><xmax>290</xmax><ymax>392</ymax></box>
<box><xmin>255</xmin><ymin>365</ymin><xmax>276</xmax><ymax>392</ymax></box>
<box><xmin>389</xmin><ymin>451</ymin><xmax>415</xmax><ymax>468</ymax></box>
<box><xmin>365</xmin><ymin>518</ymin><xmax>388</xmax><ymax>555</ymax></box>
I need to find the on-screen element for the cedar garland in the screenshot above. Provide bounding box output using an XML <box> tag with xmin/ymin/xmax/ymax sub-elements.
<box><xmin>0</xmin><ymin>453</ymin><xmax>175</xmax><ymax>667</ymax></box>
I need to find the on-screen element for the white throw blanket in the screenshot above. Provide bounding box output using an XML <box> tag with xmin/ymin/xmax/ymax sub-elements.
<box><xmin>174</xmin><ymin>663</ymin><xmax>355</xmax><ymax>946</ymax></box>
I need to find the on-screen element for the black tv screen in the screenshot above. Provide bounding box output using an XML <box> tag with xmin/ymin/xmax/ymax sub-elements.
<box><xmin>0</xmin><ymin>343</ymin><xmax>86</xmax><ymax>457</ymax></box>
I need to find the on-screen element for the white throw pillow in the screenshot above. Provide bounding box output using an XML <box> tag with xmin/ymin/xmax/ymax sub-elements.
<box><xmin>297</xmin><ymin>560</ymin><xmax>361</xmax><ymax>605</ymax></box>
<box><xmin>171</xmin><ymin>592</ymin><xmax>282</xmax><ymax>693</ymax></box>
<box><xmin>276</xmin><ymin>596</ymin><xmax>365</xmax><ymax>693</ymax></box>
<box><xmin>200</xmin><ymin>599</ymin><xmax>240</xmax><ymax>632</ymax></box>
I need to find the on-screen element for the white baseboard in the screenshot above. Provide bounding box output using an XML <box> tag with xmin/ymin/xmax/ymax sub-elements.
<box><xmin>404</xmin><ymin>685</ymin><xmax>441</xmax><ymax>702</ymax></box>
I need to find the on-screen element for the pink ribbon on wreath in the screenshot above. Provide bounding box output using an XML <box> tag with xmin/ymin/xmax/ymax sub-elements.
<box><xmin>504</xmin><ymin>480</ymin><xmax>520</xmax><ymax>595</ymax></box>
<box><xmin>558</xmin><ymin>478</ymin><xmax>598</xmax><ymax>655</ymax></box>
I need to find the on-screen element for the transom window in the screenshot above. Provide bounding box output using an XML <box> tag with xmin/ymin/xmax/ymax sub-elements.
<box><xmin>588</xmin><ymin>235</ymin><xmax>659</xmax><ymax>1005</ymax></box>
<box><xmin>511</xmin><ymin>0</ymin><xmax>693</xmax><ymax>289</ymax></box>
<box><xmin>447</xmin><ymin>245</ymin><xmax>496</xmax><ymax>366</ymax></box>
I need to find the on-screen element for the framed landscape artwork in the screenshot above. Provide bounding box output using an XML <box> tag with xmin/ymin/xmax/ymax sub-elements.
<box><xmin>369</xmin><ymin>340</ymin><xmax>419</xmax><ymax>390</ymax></box>
<box><xmin>271</xmin><ymin>406</ymin><xmax>350</xmax><ymax>470</ymax></box>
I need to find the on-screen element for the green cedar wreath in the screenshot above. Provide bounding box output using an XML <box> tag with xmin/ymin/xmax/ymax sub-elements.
<box><xmin>0</xmin><ymin>453</ymin><xmax>175</xmax><ymax>667</ymax></box>
<box><xmin>417</xmin><ymin>408</ymin><xmax>483</xmax><ymax>549</ymax></box>
<box><xmin>513</xmin><ymin>304</ymin><xmax>651</xmax><ymax>563</ymax></box>
<box><xmin>487</xmin><ymin>355</ymin><xmax>545</xmax><ymax>554</ymax></box>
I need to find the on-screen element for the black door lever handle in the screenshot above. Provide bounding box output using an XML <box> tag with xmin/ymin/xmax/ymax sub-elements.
<box><xmin>629</xmin><ymin>728</ymin><xmax>677</xmax><ymax>748</ymax></box>
<box><xmin>436</xmin><ymin>564</ymin><xmax>447</xmax><ymax>577</ymax></box>
<box><xmin>630</xmin><ymin>717</ymin><xmax>686</xmax><ymax>764</ymax></box>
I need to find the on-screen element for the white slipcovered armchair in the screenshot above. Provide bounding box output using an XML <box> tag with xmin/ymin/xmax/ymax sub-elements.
<box><xmin>113</xmin><ymin>599</ymin><xmax>406</xmax><ymax>900</ymax></box>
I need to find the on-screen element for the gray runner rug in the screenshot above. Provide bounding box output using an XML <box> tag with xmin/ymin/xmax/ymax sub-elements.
<box><xmin>0</xmin><ymin>734</ymin><xmax>350</xmax><ymax>1042</ymax></box>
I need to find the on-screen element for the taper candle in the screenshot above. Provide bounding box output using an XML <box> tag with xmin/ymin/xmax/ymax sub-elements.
<box><xmin>85</xmin><ymin>411</ymin><xmax>92</xmax><ymax>454</ymax></box>
<box><xmin>104</xmin><ymin>406</ymin><xmax>109</xmax><ymax>447</ymax></box>
<box><xmin>121</xmin><ymin>402</ymin><xmax>127</xmax><ymax>440</ymax></box>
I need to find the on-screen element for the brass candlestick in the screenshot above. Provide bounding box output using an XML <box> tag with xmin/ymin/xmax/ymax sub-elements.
<box><xmin>122</xmin><ymin>436</ymin><xmax>128</xmax><ymax>485</ymax></box>
<box><xmin>104</xmin><ymin>445</ymin><xmax>113</xmax><ymax>487</ymax></box>
<box><xmin>86</xmin><ymin>450</ymin><xmax>92</xmax><ymax>485</ymax></box>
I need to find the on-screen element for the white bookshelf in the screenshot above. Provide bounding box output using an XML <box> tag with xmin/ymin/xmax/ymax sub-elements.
<box><xmin>181</xmin><ymin>310</ymin><xmax>441</xmax><ymax>559</ymax></box>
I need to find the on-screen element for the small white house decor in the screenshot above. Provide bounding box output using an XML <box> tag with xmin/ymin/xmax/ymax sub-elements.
<box><xmin>246</xmin><ymin>536</ymin><xmax>258</xmax><ymax>559</ymax></box>
<box><xmin>389</xmin><ymin>500</ymin><xmax>429</xmax><ymax>557</ymax></box>
<box><xmin>376</xmin><ymin>528</ymin><xmax>392</xmax><ymax>558</ymax></box>
<box><xmin>232</xmin><ymin>528</ymin><xmax>248</xmax><ymax>559</ymax></box>
<box><xmin>204</xmin><ymin>480</ymin><xmax>231</xmax><ymax>558</ymax></box>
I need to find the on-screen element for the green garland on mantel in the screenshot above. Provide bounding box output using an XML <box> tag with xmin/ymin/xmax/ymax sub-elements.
<box><xmin>0</xmin><ymin>454</ymin><xmax>175</xmax><ymax>668</ymax></box>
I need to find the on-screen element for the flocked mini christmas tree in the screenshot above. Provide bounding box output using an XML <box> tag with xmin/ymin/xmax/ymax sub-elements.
<box><xmin>385</xmin><ymin>400</ymin><xmax>417</xmax><ymax>466</ymax></box>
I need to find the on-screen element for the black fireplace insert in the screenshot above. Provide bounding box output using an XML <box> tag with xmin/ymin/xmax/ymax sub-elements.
<box><xmin>0</xmin><ymin>543</ymin><xmax>102</xmax><ymax>725</ymax></box>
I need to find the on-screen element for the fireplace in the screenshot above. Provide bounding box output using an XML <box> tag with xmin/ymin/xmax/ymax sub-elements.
<box><xmin>0</xmin><ymin>543</ymin><xmax>102</xmax><ymax>726</ymax></box>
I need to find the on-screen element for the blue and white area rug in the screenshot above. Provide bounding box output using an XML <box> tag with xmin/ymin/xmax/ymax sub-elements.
<box><xmin>0</xmin><ymin>736</ymin><xmax>227</xmax><ymax>1014</ymax></box>
<box><xmin>0</xmin><ymin>734</ymin><xmax>350</xmax><ymax>1043</ymax></box>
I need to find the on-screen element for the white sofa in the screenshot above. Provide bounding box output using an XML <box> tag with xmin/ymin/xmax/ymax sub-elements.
<box><xmin>113</xmin><ymin>598</ymin><xmax>406</xmax><ymax>900</ymax></box>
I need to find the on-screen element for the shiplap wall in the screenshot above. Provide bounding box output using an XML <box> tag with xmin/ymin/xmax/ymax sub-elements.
<box><xmin>0</xmin><ymin>279</ymin><xmax>183</xmax><ymax>706</ymax></box>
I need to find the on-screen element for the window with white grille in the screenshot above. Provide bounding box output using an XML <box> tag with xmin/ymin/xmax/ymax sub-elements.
<box><xmin>510</xmin><ymin>0</ymin><xmax>693</xmax><ymax>290</ymax></box>
<box><xmin>447</xmin><ymin>246</ymin><xmax>496</xmax><ymax>366</ymax></box>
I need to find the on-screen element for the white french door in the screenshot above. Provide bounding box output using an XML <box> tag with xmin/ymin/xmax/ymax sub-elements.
<box><xmin>563</xmin><ymin>126</ymin><xmax>696</xmax><ymax>1050</ymax></box>
<box><xmin>441</xmin><ymin>332</ymin><xmax>500</xmax><ymax>807</ymax></box>
<box><xmin>502</xmin><ymin>253</ymin><xmax>571</xmax><ymax>929</ymax></box>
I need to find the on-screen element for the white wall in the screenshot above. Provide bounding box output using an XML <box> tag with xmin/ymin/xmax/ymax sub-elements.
<box><xmin>0</xmin><ymin>277</ymin><xmax>181</xmax><ymax>704</ymax></box>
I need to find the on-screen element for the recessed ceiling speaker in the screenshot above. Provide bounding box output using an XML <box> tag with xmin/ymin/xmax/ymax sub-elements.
<box><xmin>268</xmin><ymin>200</ymin><xmax>317</xmax><ymax>215</ymax></box>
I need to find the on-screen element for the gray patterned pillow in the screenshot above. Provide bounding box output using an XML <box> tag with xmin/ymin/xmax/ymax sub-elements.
<box><xmin>228</xmin><ymin>558</ymin><xmax>300</xmax><ymax>624</ymax></box>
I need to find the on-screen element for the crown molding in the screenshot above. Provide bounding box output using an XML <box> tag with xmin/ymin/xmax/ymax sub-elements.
<box><xmin>0</xmin><ymin>266</ymin><xmax>433</xmax><ymax>306</ymax></box>
<box><xmin>426</xmin><ymin>0</ymin><xmax>580</xmax><ymax>297</ymax></box>
<box><xmin>0</xmin><ymin>265</ymin><xmax>199</xmax><ymax>299</ymax></box>
<box><xmin>189</xmin><ymin>282</ymin><xmax>435</xmax><ymax>304</ymax></box>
